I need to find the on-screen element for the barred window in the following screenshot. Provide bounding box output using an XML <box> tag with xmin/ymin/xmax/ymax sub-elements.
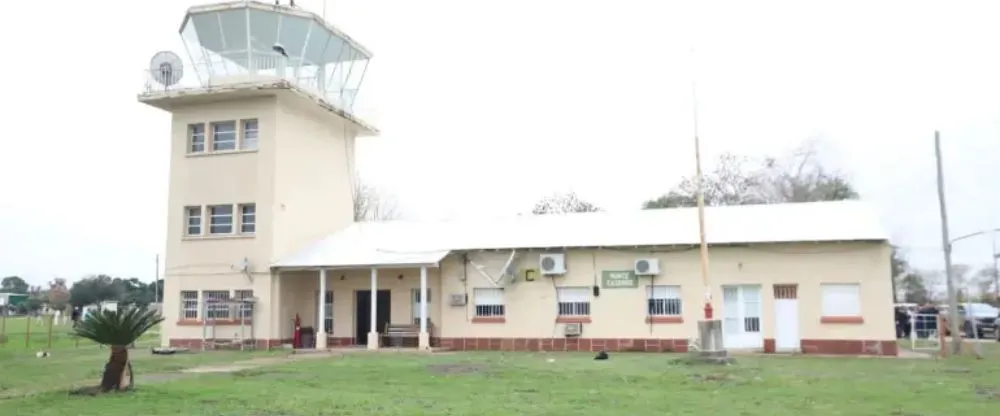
<box><xmin>556</xmin><ymin>287</ymin><xmax>590</xmax><ymax>316</ymax></box>
<box><xmin>647</xmin><ymin>285</ymin><xmax>682</xmax><ymax>316</ymax></box>
<box><xmin>473</xmin><ymin>288</ymin><xmax>505</xmax><ymax>317</ymax></box>
<box><xmin>203</xmin><ymin>290</ymin><xmax>231</xmax><ymax>320</ymax></box>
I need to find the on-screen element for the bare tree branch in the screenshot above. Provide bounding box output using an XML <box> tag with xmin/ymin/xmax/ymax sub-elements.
<box><xmin>532</xmin><ymin>192</ymin><xmax>603</xmax><ymax>215</ymax></box>
<box><xmin>642</xmin><ymin>143</ymin><xmax>858</xmax><ymax>209</ymax></box>
<box><xmin>353</xmin><ymin>181</ymin><xmax>400</xmax><ymax>222</ymax></box>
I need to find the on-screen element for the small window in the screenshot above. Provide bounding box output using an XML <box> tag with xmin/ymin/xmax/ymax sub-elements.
<box><xmin>234</xmin><ymin>290</ymin><xmax>253</xmax><ymax>320</ymax></box>
<box><xmin>211</xmin><ymin>121</ymin><xmax>237</xmax><ymax>151</ymax></box>
<box><xmin>239</xmin><ymin>203</ymin><xmax>256</xmax><ymax>234</ymax></box>
<box><xmin>557</xmin><ymin>287</ymin><xmax>591</xmax><ymax>316</ymax></box>
<box><xmin>208</xmin><ymin>204</ymin><xmax>233</xmax><ymax>234</ymax></box>
<box><xmin>241</xmin><ymin>119</ymin><xmax>258</xmax><ymax>150</ymax></box>
<box><xmin>318</xmin><ymin>290</ymin><xmax>333</xmax><ymax>333</ymax></box>
<box><xmin>184</xmin><ymin>206</ymin><xmax>202</xmax><ymax>235</ymax></box>
<box><xmin>188</xmin><ymin>124</ymin><xmax>206</xmax><ymax>153</ymax></box>
<box><xmin>208</xmin><ymin>205</ymin><xmax>233</xmax><ymax>234</ymax></box>
<box><xmin>411</xmin><ymin>289</ymin><xmax>432</xmax><ymax>325</ymax></box>
<box><xmin>473</xmin><ymin>288</ymin><xmax>505</xmax><ymax>317</ymax></box>
<box><xmin>203</xmin><ymin>290</ymin><xmax>230</xmax><ymax>320</ymax></box>
<box><xmin>647</xmin><ymin>285</ymin><xmax>682</xmax><ymax>316</ymax></box>
<box><xmin>180</xmin><ymin>291</ymin><xmax>198</xmax><ymax>319</ymax></box>
<box><xmin>821</xmin><ymin>283</ymin><xmax>861</xmax><ymax>317</ymax></box>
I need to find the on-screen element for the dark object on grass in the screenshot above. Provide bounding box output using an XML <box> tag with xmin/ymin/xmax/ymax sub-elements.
<box><xmin>74</xmin><ymin>307</ymin><xmax>164</xmax><ymax>392</ymax></box>
<box><xmin>151</xmin><ymin>347</ymin><xmax>190</xmax><ymax>355</ymax></box>
<box><xmin>594</xmin><ymin>351</ymin><xmax>609</xmax><ymax>360</ymax></box>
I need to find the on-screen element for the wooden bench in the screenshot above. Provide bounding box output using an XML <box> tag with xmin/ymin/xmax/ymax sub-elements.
<box><xmin>383</xmin><ymin>322</ymin><xmax>434</xmax><ymax>348</ymax></box>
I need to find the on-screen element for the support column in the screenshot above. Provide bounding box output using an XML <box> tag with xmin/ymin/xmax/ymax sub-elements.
<box><xmin>368</xmin><ymin>268</ymin><xmax>379</xmax><ymax>350</ymax></box>
<box><xmin>418</xmin><ymin>266</ymin><xmax>430</xmax><ymax>350</ymax></box>
<box><xmin>316</xmin><ymin>269</ymin><xmax>327</xmax><ymax>349</ymax></box>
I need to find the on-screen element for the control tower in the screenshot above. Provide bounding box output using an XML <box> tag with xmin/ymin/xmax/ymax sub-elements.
<box><xmin>139</xmin><ymin>1</ymin><xmax>376</xmax><ymax>349</ymax></box>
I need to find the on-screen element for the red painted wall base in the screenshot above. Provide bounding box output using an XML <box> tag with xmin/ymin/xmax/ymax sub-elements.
<box><xmin>168</xmin><ymin>337</ymin><xmax>898</xmax><ymax>356</ymax></box>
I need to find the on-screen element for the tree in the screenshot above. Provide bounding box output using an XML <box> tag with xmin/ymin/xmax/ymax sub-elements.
<box><xmin>74</xmin><ymin>307</ymin><xmax>163</xmax><ymax>392</ymax></box>
<box><xmin>971</xmin><ymin>267</ymin><xmax>998</xmax><ymax>303</ymax></box>
<box><xmin>890</xmin><ymin>246</ymin><xmax>910</xmax><ymax>303</ymax></box>
<box><xmin>353</xmin><ymin>181</ymin><xmax>399</xmax><ymax>222</ymax></box>
<box><xmin>898</xmin><ymin>270</ymin><xmax>932</xmax><ymax>305</ymax></box>
<box><xmin>951</xmin><ymin>264</ymin><xmax>973</xmax><ymax>302</ymax></box>
<box><xmin>755</xmin><ymin>146</ymin><xmax>859</xmax><ymax>203</ymax></box>
<box><xmin>69</xmin><ymin>275</ymin><xmax>123</xmax><ymax>307</ymax></box>
<box><xmin>642</xmin><ymin>153</ymin><xmax>765</xmax><ymax>209</ymax></box>
<box><xmin>532</xmin><ymin>191</ymin><xmax>603</xmax><ymax>215</ymax></box>
<box><xmin>48</xmin><ymin>278</ymin><xmax>71</xmax><ymax>311</ymax></box>
<box><xmin>1</xmin><ymin>276</ymin><xmax>29</xmax><ymax>293</ymax></box>
<box><xmin>642</xmin><ymin>145</ymin><xmax>859</xmax><ymax>209</ymax></box>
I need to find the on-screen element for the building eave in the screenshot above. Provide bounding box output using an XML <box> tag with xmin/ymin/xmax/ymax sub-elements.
<box><xmin>137</xmin><ymin>79</ymin><xmax>379</xmax><ymax>135</ymax></box>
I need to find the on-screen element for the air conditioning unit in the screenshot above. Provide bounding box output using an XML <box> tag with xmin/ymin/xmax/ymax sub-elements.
<box><xmin>539</xmin><ymin>253</ymin><xmax>567</xmax><ymax>275</ymax></box>
<box><xmin>563</xmin><ymin>322</ymin><xmax>583</xmax><ymax>337</ymax></box>
<box><xmin>634</xmin><ymin>258</ymin><xmax>661</xmax><ymax>276</ymax></box>
<box><xmin>449</xmin><ymin>294</ymin><xmax>467</xmax><ymax>306</ymax></box>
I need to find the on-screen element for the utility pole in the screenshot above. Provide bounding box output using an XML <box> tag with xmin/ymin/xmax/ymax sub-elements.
<box><xmin>154</xmin><ymin>254</ymin><xmax>160</xmax><ymax>304</ymax></box>
<box><xmin>934</xmin><ymin>131</ymin><xmax>962</xmax><ymax>354</ymax></box>
<box><xmin>690</xmin><ymin>47</ymin><xmax>725</xmax><ymax>358</ymax></box>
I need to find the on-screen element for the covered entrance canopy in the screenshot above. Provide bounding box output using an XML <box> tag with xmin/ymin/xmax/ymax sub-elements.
<box><xmin>272</xmin><ymin>225</ymin><xmax>449</xmax><ymax>350</ymax></box>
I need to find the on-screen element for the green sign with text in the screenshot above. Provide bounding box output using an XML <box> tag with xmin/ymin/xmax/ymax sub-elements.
<box><xmin>601</xmin><ymin>270</ymin><xmax>638</xmax><ymax>288</ymax></box>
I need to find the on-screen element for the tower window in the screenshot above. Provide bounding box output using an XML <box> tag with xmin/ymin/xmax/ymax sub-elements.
<box><xmin>184</xmin><ymin>206</ymin><xmax>202</xmax><ymax>235</ymax></box>
<box><xmin>211</xmin><ymin>121</ymin><xmax>237</xmax><ymax>151</ymax></box>
<box><xmin>241</xmin><ymin>119</ymin><xmax>258</xmax><ymax>150</ymax></box>
<box><xmin>188</xmin><ymin>124</ymin><xmax>205</xmax><ymax>153</ymax></box>
<box><xmin>208</xmin><ymin>204</ymin><xmax>234</xmax><ymax>234</ymax></box>
<box><xmin>240</xmin><ymin>203</ymin><xmax>256</xmax><ymax>234</ymax></box>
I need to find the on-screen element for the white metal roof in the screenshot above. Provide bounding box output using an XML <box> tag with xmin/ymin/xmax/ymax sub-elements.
<box><xmin>271</xmin><ymin>200</ymin><xmax>889</xmax><ymax>269</ymax></box>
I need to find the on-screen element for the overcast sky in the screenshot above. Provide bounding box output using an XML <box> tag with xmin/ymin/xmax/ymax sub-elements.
<box><xmin>0</xmin><ymin>0</ymin><xmax>997</xmax><ymax>286</ymax></box>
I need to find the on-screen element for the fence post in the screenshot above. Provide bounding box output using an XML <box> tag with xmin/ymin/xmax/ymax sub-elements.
<box><xmin>46</xmin><ymin>315</ymin><xmax>53</xmax><ymax>349</ymax></box>
<box><xmin>25</xmin><ymin>316</ymin><xmax>32</xmax><ymax>348</ymax></box>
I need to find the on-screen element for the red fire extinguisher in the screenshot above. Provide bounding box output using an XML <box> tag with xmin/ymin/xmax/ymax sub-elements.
<box><xmin>293</xmin><ymin>314</ymin><xmax>302</xmax><ymax>348</ymax></box>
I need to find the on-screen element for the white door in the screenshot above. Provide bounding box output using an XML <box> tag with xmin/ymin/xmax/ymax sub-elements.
<box><xmin>721</xmin><ymin>285</ymin><xmax>763</xmax><ymax>349</ymax></box>
<box><xmin>773</xmin><ymin>285</ymin><xmax>800</xmax><ymax>351</ymax></box>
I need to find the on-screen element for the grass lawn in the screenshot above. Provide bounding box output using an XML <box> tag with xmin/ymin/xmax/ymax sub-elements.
<box><xmin>0</xmin><ymin>345</ymin><xmax>280</xmax><ymax>400</ymax></box>
<box><xmin>2</xmin><ymin>349</ymin><xmax>999</xmax><ymax>415</ymax></box>
<box><xmin>0</xmin><ymin>315</ymin><xmax>105</xmax><ymax>350</ymax></box>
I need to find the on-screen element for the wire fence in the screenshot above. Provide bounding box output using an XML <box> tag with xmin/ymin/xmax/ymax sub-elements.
<box><xmin>0</xmin><ymin>315</ymin><xmax>160</xmax><ymax>351</ymax></box>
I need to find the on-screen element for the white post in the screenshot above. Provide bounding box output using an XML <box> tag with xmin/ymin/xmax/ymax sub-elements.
<box><xmin>418</xmin><ymin>266</ymin><xmax>430</xmax><ymax>350</ymax></box>
<box><xmin>368</xmin><ymin>268</ymin><xmax>379</xmax><ymax>350</ymax></box>
<box><xmin>317</xmin><ymin>269</ymin><xmax>327</xmax><ymax>349</ymax></box>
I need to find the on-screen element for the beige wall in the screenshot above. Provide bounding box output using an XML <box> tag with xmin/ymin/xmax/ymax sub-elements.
<box><xmin>248</xmin><ymin>242</ymin><xmax>891</xmax><ymax>347</ymax></box>
<box><xmin>158</xmin><ymin>91</ymin><xmax>357</xmax><ymax>345</ymax></box>
<box><xmin>435</xmin><ymin>243</ymin><xmax>893</xmax><ymax>344</ymax></box>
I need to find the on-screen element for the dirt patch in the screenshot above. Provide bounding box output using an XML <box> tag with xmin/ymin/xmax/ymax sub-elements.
<box><xmin>232</xmin><ymin>368</ymin><xmax>268</xmax><ymax>378</ymax></box>
<box><xmin>426</xmin><ymin>363</ymin><xmax>487</xmax><ymax>375</ymax></box>
<box><xmin>974</xmin><ymin>385</ymin><xmax>1000</xmax><ymax>400</ymax></box>
<box><xmin>690</xmin><ymin>373</ymin><xmax>734</xmax><ymax>382</ymax></box>
<box><xmin>181</xmin><ymin>364</ymin><xmax>255</xmax><ymax>374</ymax></box>
<box><xmin>68</xmin><ymin>386</ymin><xmax>133</xmax><ymax>397</ymax></box>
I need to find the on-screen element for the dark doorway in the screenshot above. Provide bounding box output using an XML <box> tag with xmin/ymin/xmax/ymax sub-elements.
<box><xmin>355</xmin><ymin>290</ymin><xmax>391</xmax><ymax>345</ymax></box>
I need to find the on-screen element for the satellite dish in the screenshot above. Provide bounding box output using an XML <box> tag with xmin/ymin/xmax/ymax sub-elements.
<box><xmin>148</xmin><ymin>51</ymin><xmax>184</xmax><ymax>88</ymax></box>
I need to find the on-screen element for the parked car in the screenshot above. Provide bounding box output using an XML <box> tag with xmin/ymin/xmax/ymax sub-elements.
<box><xmin>941</xmin><ymin>303</ymin><xmax>998</xmax><ymax>339</ymax></box>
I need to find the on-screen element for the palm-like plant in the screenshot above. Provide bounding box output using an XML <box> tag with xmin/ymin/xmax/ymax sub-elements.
<box><xmin>74</xmin><ymin>307</ymin><xmax>164</xmax><ymax>392</ymax></box>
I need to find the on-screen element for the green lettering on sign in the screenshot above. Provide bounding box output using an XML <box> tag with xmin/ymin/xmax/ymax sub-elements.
<box><xmin>601</xmin><ymin>270</ymin><xmax>638</xmax><ymax>288</ymax></box>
